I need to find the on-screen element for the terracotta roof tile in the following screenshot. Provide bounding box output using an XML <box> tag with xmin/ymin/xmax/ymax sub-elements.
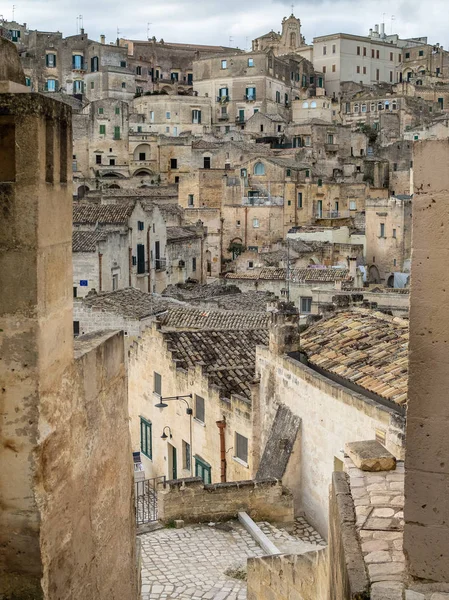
<box><xmin>72</xmin><ymin>230</ymin><xmax>107</xmax><ymax>252</ymax></box>
<box><xmin>73</xmin><ymin>202</ymin><xmax>135</xmax><ymax>225</ymax></box>
<box><xmin>160</xmin><ymin>307</ymin><xmax>270</xmax><ymax>330</ymax></box>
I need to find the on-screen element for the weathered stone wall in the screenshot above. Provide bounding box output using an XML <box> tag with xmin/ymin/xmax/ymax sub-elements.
<box><xmin>328</xmin><ymin>472</ymin><xmax>369</xmax><ymax>600</ymax></box>
<box><xmin>158</xmin><ymin>477</ymin><xmax>294</xmax><ymax>524</ymax></box>
<box><xmin>404</xmin><ymin>139</ymin><xmax>449</xmax><ymax>582</ymax></box>
<box><xmin>247</xmin><ymin>548</ymin><xmax>328</xmax><ymax>600</ymax></box>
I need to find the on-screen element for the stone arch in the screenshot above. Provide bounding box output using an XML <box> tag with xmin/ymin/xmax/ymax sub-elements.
<box><xmin>77</xmin><ymin>184</ymin><xmax>90</xmax><ymax>200</ymax></box>
<box><xmin>133</xmin><ymin>143</ymin><xmax>151</xmax><ymax>161</ymax></box>
<box><xmin>107</xmin><ymin>183</ymin><xmax>121</xmax><ymax>189</ymax></box>
<box><xmin>133</xmin><ymin>169</ymin><xmax>153</xmax><ymax>177</ymax></box>
<box><xmin>387</xmin><ymin>274</ymin><xmax>395</xmax><ymax>288</ymax></box>
<box><xmin>101</xmin><ymin>172</ymin><xmax>125</xmax><ymax>179</ymax></box>
<box><xmin>368</xmin><ymin>264</ymin><xmax>381</xmax><ymax>284</ymax></box>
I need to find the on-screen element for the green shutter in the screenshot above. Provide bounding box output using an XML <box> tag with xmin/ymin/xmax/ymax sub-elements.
<box><xmin>99</xmin><ymin>124</ymin><xmax>106</xmax><ymax>134</ymax></box>
<box><xmin>198</xmin><ymin>110</ymin><xmax>201</xmax><ymax>124</ymax></box>
<box><xmin>114</xmin><ymin>126</ymin><xmax>120</xmax><ymax>140</ymax></box>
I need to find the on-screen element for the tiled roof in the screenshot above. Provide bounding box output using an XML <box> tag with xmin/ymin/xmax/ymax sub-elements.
<box><xmin>73</xmin><ymin>202</ymin><xmax>135</xmax><ymax>225</ymax></box>
<box><xmin>160</xmin><ymin>307</ymin><xmax>270</xmax><ymax>330</ymax></box>
<box><xmin>81</xmin><ymin>288</ymin><xmax>181</xmax><ymax>319</ymax></box>
<box><xmin>72</xmin><ymin>230</ymin><xmax>106</xmax><ymax>252</ymax></box>
<box><xmin>163</xmin><ymin>329</ymin><xmax>268</xmax><ymax>399</ymax></box>
<box><xmin>225</xmin><ymin>267</ymin><xmax>350</xmax><ymax>283</ymax></box>
<box><xmin>200</xmin><ymin>291</ymin><xmax>276</xmax><ymax>312</ymax></box>
<box><xmin>166</xmin><ymin>226</ymin><xmax>199</xmax><ymax>241</ymax></box>
<box><xmin>301</xmin><ymin>309</ymin><xmax>408</xmax><ymax>405</ymax></box>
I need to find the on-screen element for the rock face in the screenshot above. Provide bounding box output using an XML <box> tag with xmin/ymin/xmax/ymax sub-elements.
<box><xmin>345</xmin><ymin>440</ymin><xmax>396</xmax><ymax>472</ymax></box>
<box><xmin>0</xmin><ymin>37</ymin><xmax>26</xmax><ymax>84</ymax></box>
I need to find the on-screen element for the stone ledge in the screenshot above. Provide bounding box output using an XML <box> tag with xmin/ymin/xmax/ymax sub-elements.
<box><xmin>346</xmin><ymin>440</ymin><xmax>396</xmax><ymax>472</ymax></box>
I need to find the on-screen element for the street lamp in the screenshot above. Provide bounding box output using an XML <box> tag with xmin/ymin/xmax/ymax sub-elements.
<box><xmin>154</xmin><ymin>394</ymin><xmax>193</xmax><ymax>476</ymax></box>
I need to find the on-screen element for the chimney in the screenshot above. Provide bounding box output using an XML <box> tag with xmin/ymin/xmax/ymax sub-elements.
<box><xmin>80</xmin><ymin>27</ymin><xmax>84</xmax><ymax>35</ymax></box>
<box><xmin>100</xmin><ymin>34</ymin><xmax>105</xmax><ymax>44</ymax></box>
<box><xmin>348</xmin><ymin>256</ymin><xmax>357</xmax><ymax>280</ymax></box>
<box><xmin>369</xmin><ymin>28</ymin><xmax>373</xmax><ymax>37</ymax></box>
<box><xmin>375</xmin><ymin>24</ymin><xmax>379</xmax><ymax>34</ymax></box>
<box><xmin>380</xmin><ymin>23</ymin><xmax>385</xmax><ymax>38</ymax></box>
<box><xmin>268</xmin><ymin>301</ymin><xmax>300</xmax><ymax>356</ymax></box>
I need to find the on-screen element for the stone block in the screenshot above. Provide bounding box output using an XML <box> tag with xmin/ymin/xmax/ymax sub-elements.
<box><xmin>174</xmin><ymin>520</ymin><xmax>184</xmax><ymax>529</ymax></box>
<box><xmin>345</xmin><ymin>440</ymin><xmax>396</xmax><ymax>472</ymax></box>
<box><xmin>405</xmin><ymin>591</ymin><xmax>426</xmax><ymax>600</ymax></box>
<box><xmin>371</xmin><ymin>581</ymin><xmax>404</xmax><ymax>600</ymax></box>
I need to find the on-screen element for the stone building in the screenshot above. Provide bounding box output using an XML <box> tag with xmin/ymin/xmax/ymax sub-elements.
<box><xmin>166</xmin><ymin>225</ymin><xmax>207</xmax><ymax>284</ymax></box>
<box><xmin>0</xmin><ymin>38</ymin><xmax>137</xmax><ymax>599</ymax></box>
<box><xmin>128</xmin><ymin>322</ymin><xmax>268</xmax><ymax>484</ymax></box>
<box><xmin>193</xmin><ymin>49</ymin><xmax>323</xmax><ymax>133</ymax></box>
<box><xmin>255</xmin><ymin>306</ymin><xmax>407</xmax><ymax>536</ymax></box>
<box><xmin>72</xmin><ymin>200</ymin><xmax>168</xmax><ymax>294</ymax></box>
<box><xmin>365</xmin><ymin>195</ymin><xmax>412</xmax><ymax>285</ymax></box>
<box><xmin>252</xmin><ymin>14</ymin><xmax>306</xmax><ymax>56</ymax></box>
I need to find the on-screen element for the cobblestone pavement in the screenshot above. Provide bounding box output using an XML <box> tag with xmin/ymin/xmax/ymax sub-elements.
<box><xmin>140</xmin><ymin>518</ymin><xmax>326</xmax><ymax>600</ymax></box>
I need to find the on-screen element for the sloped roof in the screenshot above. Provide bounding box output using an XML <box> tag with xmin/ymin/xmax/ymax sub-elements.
<box><xmin>72</xmin><ymin>230</ymin><xmax>106</xmax><ymax>252</ymax></box>
<box><xmin>301</xmin><ymin>310</ymin><xmax>409</xmax><ymax>405</ymax></box>
<box><xmin>163</xmin><ymin>329</ymin><xmax>268</xmax><ymax>399</ymax></box>
<box><xmin>225</xmin><ymin>267</ymin><xmax>350</xmax><ymax>283</ymax></box>
<box><xmin>166</xmin><ymin>226</ymin><xmax>199</xmax><ymax>241</ymax></box>
<box><xmin>80</xmin><ymin>288</ymin><xmax>180</xmax><ymax>319</ymax></box>
<box><xmin>73</xmin><ymin>202</ymin><xmax>135</xmax><ymax>225</ymax></box>
<box><xmin>160</xmin><ymin>307</ymin><xmax>270</xmax><ymax>331</ymax></box>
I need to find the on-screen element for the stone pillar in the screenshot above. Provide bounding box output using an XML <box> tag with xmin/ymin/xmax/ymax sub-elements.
<box><xmin>404</xmin><ymin>140</ymin><xmax>449</xmax><ymax>582</ymax></box>
<box><xmin>0</xmin><ymin>49</ymin><xmax>73</xmax><ymax>596</ymax></box>
<box><xmin>268</xmin><ymin>301</ymin><xmax>300</xmax><ymax>355</ymax></box>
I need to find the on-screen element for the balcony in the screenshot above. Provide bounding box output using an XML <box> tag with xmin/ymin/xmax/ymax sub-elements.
<box><xmin>315</xmin><ymin>210</ymin><xmax>350</xmax><ymax>220</ymax></box>
<box><xmin>242</xmin><ymin>195</ymin><xmax>284</xmax><ymax>206</ymax></box>
<box><xmin>235</xmin><ymin>117</ymin><xmax>246</xmax><ymax>124</ymax></box>
<box><xmin>155</xmin><ymin>258</ymin><xmax>167</xmax><ymax>271</ymax></box>
<box><xmin>325</xmin><ymin>143</ymin><xmax>339</xmax><ymax>152</ymax></box>
<box><xmin>218</xmin><ymin>114</ymin><xmax>229</xmax><ymax>121</ymax></box>
<box><xmin>216</xmin><ymin>95</ymin><xmax>230</xmax><ymax>103</ymax></box>
<box><xmin>244</xmin><ymin>95</ymin><xmax>256</xmax><ymax>102</ymax></box>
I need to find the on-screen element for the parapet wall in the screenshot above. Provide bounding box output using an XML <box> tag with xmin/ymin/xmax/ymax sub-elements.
<box><xmin>328</xmin><ymin>472</ymin><xmax>369</xmax><ymax>600</ymax></box>
<box><xmin>158</xmin><ymin>477</ymin><xmax>294</xmax><ymax>524</ymax></box>
<box><xmin>247</xmin><ymin>548</ymin><xmax>328</xmax><ymax>600</ymax></box>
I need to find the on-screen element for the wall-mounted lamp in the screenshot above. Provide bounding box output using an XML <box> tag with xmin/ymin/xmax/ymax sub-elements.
<box><xmin>161</xmin><ymin>426</ymin><xmax>172</xmax><ymax>440</ymax></box>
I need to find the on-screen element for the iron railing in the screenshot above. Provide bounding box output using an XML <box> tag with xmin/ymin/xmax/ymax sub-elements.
<box><xmin>155</xmin><ymin>258</ymin><xmax>167</xmax><ymax>271</ymax></box>
<box><xmin>135</xmin><ymin>476</ymin><xmax>166</xmax><ymax>525</ymax></box>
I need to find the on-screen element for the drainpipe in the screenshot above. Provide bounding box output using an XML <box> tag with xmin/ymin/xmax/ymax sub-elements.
<box><xmin>147</xmin><ymin>224</ymin><xmax>151</xmax><ymax>292</ymax></box>
<box><xmin>244</xmin><ymin>206</ymin><xmax>248</xmax><ymax>247</ymax></box>
<box><xmin>200</xmin><ymin>233</ymin><xmax>204</xmax><ymax>283</ymax></box>
<box><xmin>220</xmin><ymin>217</ymin><xmax>224</xmax><ymax>271</ymax></box>
<box><xmin>98</xmin><ymin>252</ymin><xmax>103</xmax><ymax>291</ymax></box>
<box><xmin>128</xmin><ymin>247</ymin><xmax>132</xmax><ymax>286</ymax></box>
<box><xmin>216</xmin><ymin>419</ymin><xmax>227</xmax><ymax>482</ymax></box>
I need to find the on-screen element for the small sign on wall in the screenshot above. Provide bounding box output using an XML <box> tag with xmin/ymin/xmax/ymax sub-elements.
<box><xmin>79</xmin><ymin>280</ymin><xmax>88</xmax><ymax>286</ymax></box>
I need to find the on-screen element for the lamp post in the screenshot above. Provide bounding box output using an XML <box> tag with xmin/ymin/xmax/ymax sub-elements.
<box><xmin>154</xmin><ymin>394</ymin><xmax>193</xmax><ymax>476</ymax></box>
<box><xmin>161</xmin><ymin>426</ymin><xmax>172</xmax><ymax>440</ymax></box>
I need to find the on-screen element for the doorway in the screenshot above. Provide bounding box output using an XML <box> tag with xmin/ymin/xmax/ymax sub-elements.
<box><xmin>168</xmin><ymin>443</ymin><xmax>177</xmax><ymax>480</ymax></box>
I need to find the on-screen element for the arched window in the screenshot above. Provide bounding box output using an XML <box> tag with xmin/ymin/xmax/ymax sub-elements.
<box><xmin>371</xmin><ymin>102</ymin><xmax>376</xmax><ymax>112</ymax></box>
<box><xmin>385</xmin><ymin>101</ymin><xmax>390</xmax><ymax>110</ymax></box>
<box><xmin>311</xmin><ymin>101</ymin><xmax>317</xmax><ymax>108</ymax></box>
<box><xmin>361</xmin><ymin>103</ymin><xmax>367</xmax><ymax>113</ymax></box>
<box><xmin>254</xmin><ymin>162</ymin><xmax>265</xmax><ymax>175</ymax></box>
<box><xmin>392</xmin><ymin>101</ymin><xmax>397</xmax><ymax>110</ymax></box>
<box><xmin>378</xmin><ymin>101</ymin><xmax>383</xmax><ymax>111</ymax></box>
<box><xmin>302</xmin><ymin>101</ymin><xmax>309</xmax><ymax>108</ymax></box>
<box><xmin>354</xmin><ymin>103</ymin><xmax>359</xmax><ymax>113</ymax></box>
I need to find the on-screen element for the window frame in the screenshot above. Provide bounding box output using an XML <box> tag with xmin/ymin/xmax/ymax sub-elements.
<box><xmin>153</xmin><ymin>371</ymin><xmax>162</xmax><ymax>396</ymax></box>
<box><xmin>195</xmin><ymin>395</ymin><xmax>205</xmax><ymax>424</ymax></box>
<box><xmin>300</xmin><ymin>297</ymin><xmax>312</xmax><ymax>314</ymax></box>
<box><xmin>235</xmin><ymin>432</ymin><xmax>249</xmax><ymax>464</ymax></box>
<box><xmin>140</xmin><ymin>417</ymin><xmax>153</xmax><ymax>460</ymax></box>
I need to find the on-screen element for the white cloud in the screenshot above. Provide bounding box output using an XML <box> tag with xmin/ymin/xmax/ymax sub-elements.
<box><xmin>0</xmin><ymin>0</ymin><xmax>447</xmax><ymax>49</ymax></box>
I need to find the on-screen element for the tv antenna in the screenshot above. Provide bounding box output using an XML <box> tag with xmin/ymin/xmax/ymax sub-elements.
<box><xmin>147</xmin><ymin>22</ymin><xmax>152</xmax><ymax>40</ymax></box>
<box><xmin>390</xmin><ymin>15</ymin><xmax>396</xmax><ymax>35</ymax></box>
<box><xmin>12</xmin><ymin>4</ymin><xmax>15</xmax><ymax>21</ymax></box>
<box><xmin>291</xmin><ymin>4</ymin><xmax>294</xmax><ymax>14</ymax></box>
<box><xmin>229</xmin><ymin>35</ymin><xmax>233</xmax><ymax>47</ymax></box>
<box><xmin>76</xmin><ymin>15</ymin><xmax>83</xmax><ymax>34</ymax></box>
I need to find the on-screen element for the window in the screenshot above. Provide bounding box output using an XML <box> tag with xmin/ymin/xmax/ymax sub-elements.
<box><xmin>166</xmin><ymin>111</ymin><xmax>171</xmax><ymax>119</ymax></box>
<box><xmin>149</xmin><ymin>111</ymin><xmax>155</xmax><ymax>122</ymax></box>
<box><xmin>246</xmin><ymin>86</ymin><xmax>256</xmax><ymax>101</ymax></box>
<box><xmin>327</xmin><ymin>134</ymin><xmax>334</xmax><ymax>144</ymax></box>
<box><xmin>73</xmin><ymin>80</ymin><xmax>83</xmax><ymax>94</ymax></box>
<box><xmin>357</xmin><ymin>46</ymin><xmax>360</xmax><ymax>55</ymax></box>
<box><xmin>318</xmin><ymin>179</ymin><xmax>323</xmax><ymax>187</ymax></box>
<box><xmin>137</xmin><ymin>243</ymin><xmax>145</xmax><ymax>274</ymax></box>
<box><xmin>73</xmin><ymin>286</ymin><xmax>77</xmax><ymax>298</ymax></box>
<box><xmin>300</xmin><ymin>297</ymin><xmax>312</xmax><ymax>313</ymax></box>
<box><xmin>236</xmin><ymin>220</ymin><xmax>241</xmax><ymax>227</ymax></box>
<box><xmin>114</xmin><ymin>126</ymin><xmax>120</xmax><ymax>140</ymax></box>
<box><xmin>363</xmin><ymin>47</ymin><xmax>367</xmax><ymax>57</ymax></box>
<box><xmin>305</xmin><ymin>169</ymin><xmax>310</xmax><ymax>178</ymax></box>
<box><xmin>192</xmin><ymin>257</ymin><xmax>197</xmax><ymax>272</ymax></box>
<box><xmin>98</xmin><ymin>107</ymin><xmax>104</xmax><ymax>115</ymax></box>
<box><xmin>390</xmin><ymin>70</ymin><xmax>393</xmax><ymax>82</ymax></box>
<box><xmin>171</xmin><ymin>72</ymin><xmax>179</xmax><ymax>82</ymax></box>
<box><xmin>361</xmin><ymin>103</ymin><xmax>367</xmax><ymax>113</ymax></box>
<box><xmin>95</xmin><ymin>154</ymin><xmax>102</xmax><ymax>165</ymax></box>
<box><xmin>248</xmin><ymin>58</ymin><xmax>254</xmax><ymax>67</ymax></box>
<box><xmin>393</xmin><ymin>228</ymin><xmax>397</xmax><ymax>238</ymax></box>
<box><xmin>357</xmin><ymin>66</ymin><xmax>360</xmax><ymax>74</ymax></box>
<box><xmin>376</xmin><ymin>69</ymin><xmax>380</xmax><ymax>81</ymax></box>
<box><xmin>219</xmin><ymin>87</ymin><xmax>229</xmax><ymax>99</ymax></box>
<box><xmin>332</xmin><ymin>44</ymin><xmax>336</xmax><ymax>54</ymax></box>
<box><xmin>393</xmin><ymin>258</ymin><xmax>397</xmax><ymax>267</ymax></box>
<box><xmin>46</xmin><ymin>79</ymin><xmax>57</xmax><ymax>92</ymax></box>
<box><xmin>419</xmin><ymin>50</ymin><xmax>424</xmax><ymax>57</ymax></box>
<box><xmin>195</xmin><ymin>456</ymin><xmax>211</xmax><ymax>483</ymax></box>
<box><xmin>195</xmin><ymin>395</ymin><xmax>205</xmax><ymax>423</ymax></box>
<box><xmin>438</xmin><ymin>97</ymin><xmax>444</xmax><ymax>109</ymax></box>
<box><xmin>109</xmin><ymin>158</ymin><xmax>115</xmax><ymax>166</ymax></box>
<box><xmin>115</xmin><ymin>107</ymin><xmax>120</xmax><ymax>115</ymax></box>
<box><xmin>46</xmin><ymin>53</ymin><xmax>56</xmax><ymax>68</ymax></box>
<box><xmin>138</xmin><ymin>151</ymin><xmax>146</xmax><ymax>161</ymax></box>
<box><xmin>91</xmin><ymin>56</ymin><xmax>99</xmax><ymax>72</ymax></box>
<box><xmin>153</xmin><ymin>371</ymin><xmax>162</xmax><ymax>396</ymax></box>
<box><xmin>72</xmin><ymin>54</ymin><xmax>83</xmax><ymax>70</ymax></box>
<box><xmin>380</xmin><ymin>223</ymin><xmax>385</xmax><ymax>238</ymax></box>
<box><xmin>248</xmin><ymin>260</ymin><xmax>254</xmax><ymax>269</ymax></box>
<box><xmin>390</xmin><ymin>52</ymin><xmax>394</xmax><ymax>62</ymax></box>
<box><xmin>140</xmin><ymin>417</ymin><xmax>152</xmax><ymax>459</ymax></box>
<box><xmin>260</xmin><ymin>124</ymin><xmax>264</xmax><ymax>132</ymax></box>
<box><xmin>253</xmin><ymin>162</ymin><xmax>265</xmax><ymax>175</ymax></box>
<box><xmin>182</xmin><ymin>441</ymin><xmax>191</xmax><ymax>471</ymax></box>
<box><xmin>275</xmin><ymin>90</ymin><xmax>281</xmax><ymax>103</ymax></box>
<box><xmin>253</xmin><ymin>218</ymin><xmax>260</xmax><ymax>228</ymax></box>
<box><xmin>120</xmin><ymin>60</ymin><xmax>127</xmax><ymax>68</ymax></box>
<box><xmin>332</xmin><ymin>64</ymin><xmax>336</xmax><ymax>73</ymax></box>
<box><xmin>137</xmin><ymin>221</ymin><xmax>144</xmax><ymax>231</ymax></box>
<box><xmin>170</xmin><ymin>158</ymin><xmax>178</xmax><ymax>169</ymax></box>
<box><xmin>235</xmin><ymin>433</ymin><xmax>248</xmax><ymax>464</ymax></box>
<box><xmin>203</xmin><ymin>156</ymin><xmax>211</xmax><ymax>169</ymax></box>
<box><xmin>136</xmin><ymin>65</ymin><xmax>142</xmax><ymax>75</ymax></box>
<box><xmin>112</xmin><ymin>273</ymin><xmax>119</xmax><ymax>291</ymax></box>
<box><xmin>25</xmin><ymin>77</ymin><xmax>31</xmax><ymax>86</ymax></box>
<box><xmin>405</xmin><ymin>52</ymin><xmax>410</xmax><ymax>59</ymax></box>
<box><xmin>286</xmin><ymin>169</ymin><xmax>291</xmax><ymax>177</ymax></box>
<box><xmin>323</xmin><ymin>46</ymin><xmax>327</xmax><ymax>55</ymax></box>
<box><xmin>376</xmin><ymin>50</ymin><xmax>380</xmax><ymax>59</ymax></box>
<box><xmin>221</xmin><ymin>60</ymin><xmax>227</xmax><ymax>69</ymax></box>
<box><xmin>322</xmin><ymin>66</ymin><xmax>326</xmax><ymax>74</ymax></box>
<box><xmin>188</xmin><ymin>194</ymin><xmax>194</xmax><ymax>206</ymax></box>
<box><xmin>297</xmin><ymin>192</ymin><xmax>303</xmax><ymax>208</ymax></box>
<box><xmin>305</xmin><ymin>135</ymin><xmax>311</xmax><ymax>146</ymax></box>
<box><xmin>349</xmin><ymin>201</ymin><xmax>356</xmax><ymax>210</ymax></box>
<box><xmin>99</xmin><ymin>124</ymin><xmax>106</xmax><ymax>135</ymax></box>
<box><xmin>192</xmin><ymin>109</ymin><xmax>202</xmax><ymax>124</ymax></box>
<box><xmin>363</xmin><ymin>66</ymin><xmax>367</xmax><ymax>75</ymax></box>
<box><xmin>73</xmin><ymin>321</ymin><xmax>80</xmax><ymax>336</ymax></box>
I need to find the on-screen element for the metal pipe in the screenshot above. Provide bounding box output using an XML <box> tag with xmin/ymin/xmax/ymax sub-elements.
<box><xmin>216</xmin><ymin>419</ymin><xmax>227</xmax><ymax>482</ymax></box>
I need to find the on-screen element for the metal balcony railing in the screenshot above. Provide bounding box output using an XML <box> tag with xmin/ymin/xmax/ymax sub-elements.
<box><xmin>155</xmin><ymin>258</ymin><xmax>167</xmax><ymax>271</ymax></box>
<box><xmin>315</xmin><ymin>210</ymin><xmax>350</xmax><ymax>219</ymax></box>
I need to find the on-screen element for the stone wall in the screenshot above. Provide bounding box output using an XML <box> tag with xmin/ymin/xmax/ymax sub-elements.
<box><xmin>158</xmin><ymin>477</ymin><xmax>294</xmax><ymax>524</ymax></box>
<box><xmin>328</xmin><ymin>472</ymin><xmax>369</xmax><ymax>600</ymax></box>
<box><xmin>247</xmin><ymin>548</ymin><xmax>328</xmax><ymax>600</ymax></box>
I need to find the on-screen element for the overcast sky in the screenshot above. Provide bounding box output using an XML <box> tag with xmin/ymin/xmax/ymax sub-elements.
<box><xmin>1</xmin><ymin>0</ymin><xmax>447</xmax><ymax>50</ymax></box>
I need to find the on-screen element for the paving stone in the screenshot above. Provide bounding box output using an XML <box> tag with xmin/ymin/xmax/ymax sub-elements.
<box><xmin>361</xmin><ymin>539</ymin><xmax>390</xmax><ymax>553</ymax></box>
<box><xmin>405</xmin><ymin>591</ymin><xmax>426</xmax><ymax>600</ymax></box>
<box><xmin>365</xmin><ymin>551</ymin><xmax>392</xmax><ymax>564</ymax></box>
<box><xmin>371</xmin><ymin>581</ymin><xmax>404</xmax><ymax>600</ymax></box>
